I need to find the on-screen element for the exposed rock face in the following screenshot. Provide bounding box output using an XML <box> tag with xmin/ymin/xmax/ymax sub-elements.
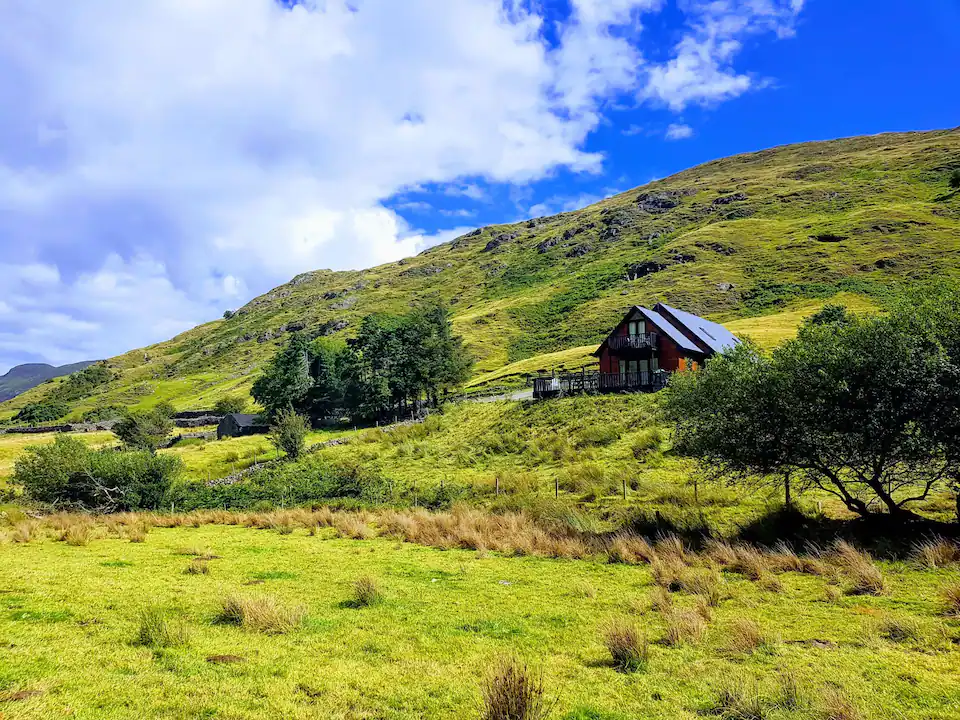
<box><xmin>318</xmin><ymin>319</ymin><xmax>349</xmax><ymax>335</ymax></box>
<box><xmin>400</xmin><ymin>265</ymin><xmax>446</xmax><ymax>278</ymax></box>
<box><xmin>625</xmin><ymin>261</ymin><xmax>667</xmax><ymax>280</ymax></box>
<box><xmin>712</xmin><ymin>192</ymin><xmax>748</xmax><ymax>205</ymax></box>
<box><xmin>331</xmin><ymin>296</ymin><xmax>358</xmax><ymax>310</ymax></box>
<box><xmin>536</xmin><ymin>238</ymin><xmax>559</xmax><ymax>254</ymax></box>
<box><xmin>565</xmin><ymin>244</ymin><xmax>592</xmax><ymax>258</ymax></box>
<box><xmin>810</xmin><ymin>233</ymin><xmax>846</xmax><ymax>243</ymax></box>
<box><xmin>695</xmin><ymin>241</ymin><xmax>737</xmax><ymax>256</ymax></box>
<box><xmin>323</xmin><ymin>289</ymin><xmax>346</xmax><ymax>300</ymax></box>
<box><xmin>483</xmin><ymin>232</ymin><xmax>518</xmax><ymax>252</ymax></box>
<box><xmin>667</xmin><ymin>250</ymin><xmax>696</xmax><ymax>264</ymax></box>
<box><xmin>290</xmin><ymin>271</ymin><xmax>320</xmax><ymax>286</ymax></box>
<box><xmin>635</xmin><ymin>189</ymin><xmax>694</xmax><ymax>213</ymax></box>
<box><xmin>716</xmin><ymin>282</ymin><xmax>735</xmax><ymax>292</ymax></box>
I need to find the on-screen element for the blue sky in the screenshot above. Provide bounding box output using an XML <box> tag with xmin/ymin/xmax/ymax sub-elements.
<box><xmin>0</xmin><ymin>0</ymin><xmax>958</xmax><ymax>374</ymax></box>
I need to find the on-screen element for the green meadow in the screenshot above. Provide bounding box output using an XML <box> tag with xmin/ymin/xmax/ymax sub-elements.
<box><xmin>1</xmin><ymin>514</ymin><xmax>959</xmax><ymax>719</ymax></box>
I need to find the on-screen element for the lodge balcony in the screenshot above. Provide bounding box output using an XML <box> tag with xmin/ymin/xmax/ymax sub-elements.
<box><xmin>607</xmin><ymin>332</ymin><xmax>658</xmax><ymax>351</ymax></box>
<box><xmin>532</xmin><ymin>369</ymin><xmax>670</xmax><ymax>399</ymax></box>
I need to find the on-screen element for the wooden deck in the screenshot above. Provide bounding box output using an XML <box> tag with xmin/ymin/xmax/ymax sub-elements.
<box><xmin>532</xmin><ymin>370</ymin><xmax>670</xmax><ymax>399</ymax></box>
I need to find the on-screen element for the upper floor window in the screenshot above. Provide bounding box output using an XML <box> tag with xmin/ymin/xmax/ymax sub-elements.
<box><xmin>627</xmin><ymin>320</ymin><xmax>647</xmax><ymax>336</ymax></box>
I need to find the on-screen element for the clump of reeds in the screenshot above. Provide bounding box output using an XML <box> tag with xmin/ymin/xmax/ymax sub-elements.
<box><xmin>183</xmin><ymin>559</ymin><xmax>210</xmax><ymax>575</ymax></box>
<box><xmin>912</xmin><ymin>537</ymin><xmax>960</xmax><ymax>569</ymax></box>
<box><xmin>663</xmin><ymin>609</ymin><xmax>707</xmax><ymax>647</ymax></box>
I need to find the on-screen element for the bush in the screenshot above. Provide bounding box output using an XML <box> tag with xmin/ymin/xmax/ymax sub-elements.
<box><xmin>950</xmin><ymin>169</ymin><xmax>960</xmax><ymax>190</ymax></box>
<box><xmin>603</xmin><ymin>619</ymin><xmax>648</xmax><ymax>672</ymax></box>
<box><xmin>81</xmin><ymin>405</ymin><xmax>124</xmax><ymax>423</ymax></box>
<box><xmin>13</xmin><ymin>436</ymin><xmax>182</xmax><ymax>511</ymax></box>
<box><xmin>14</xmin><ymin>402</ymin><xmax>69</xmax><ymax>424</ymax></box>
<box><xmin>480</xmin><ymin>658</ymin><xmax>549</xmax><ymax>720</ymax></box>
<box><xmin>113</xmin><ymin>409</ymin><xmax>174</xmax><ymax>452</ymax></box>
<box><xmin>270</xmin><ymin>409</ymin><xmax>309</xmax><ymax>460</ymax></box>
<box><xmin>214</xmin><ymin>395</ymin><xmax>247</xmax><ymax>415</ymax></box>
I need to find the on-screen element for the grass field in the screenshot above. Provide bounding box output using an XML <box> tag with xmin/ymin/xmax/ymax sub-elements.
<box><xmin>1</xmin><ymin>515</ymin><xmax>958</xmax><ymax>719</ymax></box>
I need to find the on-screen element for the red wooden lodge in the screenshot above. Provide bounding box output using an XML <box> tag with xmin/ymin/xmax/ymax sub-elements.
<box><xmin>533</xmin><ymin>303</ymin><xmax>741</xmax><ymax>398</ymax></box>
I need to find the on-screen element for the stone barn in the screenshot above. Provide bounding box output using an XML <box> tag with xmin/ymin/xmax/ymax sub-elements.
<box><xmin>217</xmin><ymin>413</ymin><xmax>270</xmax><ymax>440</ymax></box>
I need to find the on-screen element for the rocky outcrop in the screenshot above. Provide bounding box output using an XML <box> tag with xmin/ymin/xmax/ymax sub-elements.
<box><xmin>625</xmin><ymin>261</ymin><xmax>667</xmax><ymax>281</ymax></box>
<box><xmin>565</xmin><ymin>244</ymin><xmax>592</xmax><ymax>258</ymax></box>
<box><xmin>317</xmin><ymin>319</ymin><xmax>349</xmax><ymax>336</ymax></box>
<box><xmin>810</xmin><ymin>233</ymin><xmax>846</xmax><ymax>243</ymax></box>
<box><xmin>483</xmin><ymin>232</ymin><xmax>518</xmax><ymax>252</ymax></box>
<box><xmin>536</xmin><ymin>238</ymin><xmax>559</xmax><ymax>254</ymax></box>
<box><xmin>635</xmin><ymin>188</ymin><xmax>694</xmax><ymax>213</ymax></box>
<box><xmin>695</xmin><ymin>241</ymin><xmax>737</xmax><ymax>256</ymax></box>
<box><xmin>400</xmin><ymin>265</ymin><xmax>447</xmax><ymax>278</ymax></box>
<box><xmin>712</xmin><ymin>192</ymin><xmax>748</xmax><ymax>205</ymax></box>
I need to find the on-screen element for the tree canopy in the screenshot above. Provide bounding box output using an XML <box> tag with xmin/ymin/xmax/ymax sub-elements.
<box><xmin>253</xmin><ymin>300</ymin><xmax>472</xmax><ymax>421</ymax></box>
<box><xmin>664</xmin><ymin>295</ymin><xmax>960</xmax><ymax>521</ymax></box>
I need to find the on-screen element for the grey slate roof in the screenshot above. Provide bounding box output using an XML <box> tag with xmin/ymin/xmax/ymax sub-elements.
<box><xmin>657</xmin><ymin>303</ymin><xmax>741</xmax><ymax>354</ymax></box>
<box><xmin>636</xmin><ymin>307</ymin><xmax>702</xmax><ymax>353</ymax></box>
<box><xmin>227</xmin><ymin>413</ymin><xmax>266</xmax><ymax>428</ymax></box>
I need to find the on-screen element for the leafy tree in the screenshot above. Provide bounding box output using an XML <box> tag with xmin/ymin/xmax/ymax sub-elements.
<box><xmin>213</xmin><ymin>395</ymin><xmax>247</xmax><ymax>415</ymax></box>
<box><xmin>950</xmin><ymin>169</ymin><xmax>960</xmax><ymax>190</ymax></box>
<box><xmin>49</xmin><ymin>363</ymin><xmax>115</xmax><ymax>403</ymax></box>
<box><xmin>14</xmin><ymin>401</ymin><xmax>69</xmax><ymax>424</ymax></box>
<box><xmin>223</xmin><ymin>309</ymin><xmax>235</xmax><ymax>319</ymax></box>
<box><xmin>13</xmin><ymin>435</ymin><xmax>182</xmax><ymax>511</ymax></box>
<box><xmin>269</xmin><ymin>409</ymin><xmax>309</xmax><ymax>460</ymax></box>
<box><xmin>664</xmin><ymin>309</ymin><xmax>960</xmax><ymax>521</ymax></box>
<box><xmin>251</xmin><ymin>333</ymin><xmax>314</xmax><ymax>418</ymax></box>
<box><xmin>113</xmin><ymin>408</ymin><xmax>175</xmax><ymax>452</ymax></box>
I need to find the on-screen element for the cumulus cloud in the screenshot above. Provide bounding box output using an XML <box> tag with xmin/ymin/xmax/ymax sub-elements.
<box><xmin>0</xmin><ymin>0</ymin><xmax>803</xmax><ymax>371</ymax></box>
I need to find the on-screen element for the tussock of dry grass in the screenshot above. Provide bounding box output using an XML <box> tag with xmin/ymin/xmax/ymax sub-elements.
<box><xmin>64</xmin><ymin>523</ymin><xmax>92</xmax><ymax>546</ymax></box>
<box><xmin>833</xmin><ymin>542</ymin><xmax>885</xmax><ymax>596</ymax></box>
<box><xmin>725</xmin><ymin>618</ymin><xmax>769</xmax><ymax>654</ymax></box>
<box><xmin>602</xmin><ymin>619</ymin><xmax>648</xmax><ymax>672</ymax></box>
<box><xmin>912</xmin><ymin>537</ymin><xmax>960</xmax><ymax>569</ymax></box>
<box><xmin>480</xmin><ymin>658</ymin><xmax>549</xmax><ymax>720</ymax></box>
<box><xmin>648</xmin><ymin>587</ymin><xmax>673</xmax><ymax>614</ymax></box>
<box><xmin>679</xmin><ymin>568</ymin><xmax>723</xmax><ymax>606</ymax></box>
<box><xmin>820</xmin><ymin>686</ymin><xmax>862</xmax><ymax>720</ymax></box>
<box><xmin>875</xmin><ymin>616</ymin><xmax>923</xmax><ymax>643</ymax></box>
<box><xmin>134</xmin><ymin>605</ymin><xmax>189</xmax><ymax>648</ymax></box>
<box><xmin>351</xmin><ymin>576</ymin><xmax>382</xmax><ymax>607</ymax></box>
<box><xmin>663</xmin><ymin>609</ymin><xmax>707</xmax><ymax>647</ymax></box>
<box><xmin>216</xmin><ymin>595</ymin><xmax>306</xmax><ymax>634</ymax></box>
<box><xmin>941</xmin><ymin>584</ymin><xmax>960</xmax><ymax>617</ymax></box>
<box><xmin>184</xmin><ymin>559</ymin><xmax>210</xmax><ymax>575</ymax></box>
<box><xmin>708</xmin><ymin>677</ymin><xmax>765</xmax><ymax>720</ymax></box>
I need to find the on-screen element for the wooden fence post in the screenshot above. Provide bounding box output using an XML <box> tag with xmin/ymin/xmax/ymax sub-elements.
<box><xmin>622</xmin><ymin>476</ymin><xmax>627</xmax><ymax>501</ymax></box>
<box><xmin>495</xmin><ymin>477</ymin><xmax>500</xmax><ymax>496</ymax></box>
<box><xmin>555</xmin><ymin>476</ymin><xmax>559</xmax><ymax>498</ymax></box>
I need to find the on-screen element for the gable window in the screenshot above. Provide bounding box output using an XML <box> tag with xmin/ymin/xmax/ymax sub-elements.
<box><xmin>627</xmin><ymin>320</ymin><xmax>647</xmax><ymax>336</ymax></box>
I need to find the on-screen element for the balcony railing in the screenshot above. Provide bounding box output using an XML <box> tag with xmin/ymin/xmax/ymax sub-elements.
<box><xmin>532</xmin><ymin>370</ymin><xmax>670</xmax><ymax>399</ymax></box>
<box><xmin>607</xmin><ymin>333</ymin><xmax>658</xmax><ymax>351</ymax></box>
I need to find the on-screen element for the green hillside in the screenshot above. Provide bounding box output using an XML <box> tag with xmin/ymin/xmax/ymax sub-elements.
<box><xmin>3</xmin><ymin>128</ymin><xmax>959</xmax><ymax>421</ymax></box>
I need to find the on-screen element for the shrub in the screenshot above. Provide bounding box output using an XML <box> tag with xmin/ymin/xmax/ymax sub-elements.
<box><xmin>216</xmin><ymin>594</ymin><xmax>306</xmax><ymax>634</ymax></box>
<box><xmin>663</xmin><ymin>610</ymin><xmax>706</xmax><ymax>647</ymax></box>
<box><xmin>14</xmin><ymin>401</ymin><xmax>69</xmax><ymax>424</ymax></box>
<box><xmin>950</xmin><ymin>169</ymin><xmax>960</xmax><ymax>190</ymax></box>
<box><xmin>113</xmin><ymin>409</ymin><xmax>174</xmax><ymax>452</ymax></box>
<box><xmin>134</xmin><ymin>606</ymin><xmax>189</xmax><ymax>648</ymax></box>
<box><xmin>270</xmin><ymin>409</ymin><xmax>309</xmax><ymax>461</ymax></box>
<box><xmin>214</xmin><ymin>395</ymin><xmax>247</xmax><ymax>415</ymax></box>
<box><xmin>351</xmin><ymin>576</ymin><xmax>382</xmax><ymax>607</ymax></box>
<box><xmin>603</xmin><ymin>619</ymin><xmax>648</xmax><ymax>672</ymax></box>
<box><xmin>480</xmin><ymin>658</ymin><xmax>549</xmax><ymax>720</ymax></box>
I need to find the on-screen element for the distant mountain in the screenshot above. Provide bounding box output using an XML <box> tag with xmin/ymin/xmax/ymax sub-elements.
<box><xmin>0</xmin><ymin>361</ymin><xmax>96</xmax><ymax>403</ymax></box>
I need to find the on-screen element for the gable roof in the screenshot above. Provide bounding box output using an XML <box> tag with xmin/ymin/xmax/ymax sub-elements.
<box><xmin>225</xmin><ymin>413</ymin><xmax>267</xmax><ymax>428</ymax></box>
<box><xmin>593</xmin><ymin>305</ymin><xmax>703</xmax><ymax>356</ymax></box>
<box><xmin>635</xmin><ymin>306</ymin><xmax>702</xmax><ymax>353</ymax></box>
<box><xmin>655</xmin><ymin>303</ymin><xmax>741</xmax><ymax>354</ymax></box>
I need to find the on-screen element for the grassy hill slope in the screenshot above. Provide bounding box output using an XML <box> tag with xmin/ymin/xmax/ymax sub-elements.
<box><xmin>3</xmin><ymin>128</ymin><xmax>959</xmax><ymax>420</ymax></box>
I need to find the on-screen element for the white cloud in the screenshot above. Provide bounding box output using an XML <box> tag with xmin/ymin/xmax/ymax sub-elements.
<box><xmin>0</xmin><ymin>0</ymin><xmax>803</xmax><ymax>370</ymax></box>
<box><xmin>642</xmin><ymin>0</ymin><xmax>803</xmax><ymax>110</ymax></box>
<box><xmin>665</xmin><ymin>123</ymin><xmax>695</xmax><ymax>140</ymax></box>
